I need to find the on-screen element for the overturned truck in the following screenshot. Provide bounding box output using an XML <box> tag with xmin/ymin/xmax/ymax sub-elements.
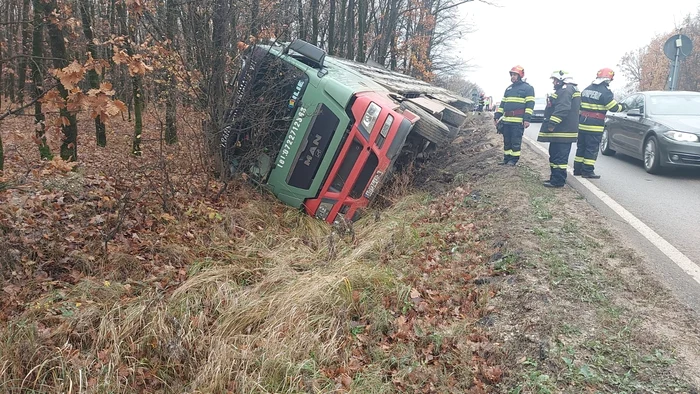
<box><xmin>220</xmin><ymin>39</ymin><xmax>472</xmax><ymax>224</ymax></box>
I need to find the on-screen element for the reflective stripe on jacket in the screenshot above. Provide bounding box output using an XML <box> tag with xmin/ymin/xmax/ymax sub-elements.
<box><xmin>538</xmin><ymin>83</ymin><xmax>581</xmax><ymax>143</ymax></box>
<box><xmin>494</xmin><ymin>80</ymin><xmax>535</xmax><ymax>124</ymax></box>
<box><xmin>578</xmin><ymin>82</ymin><xmax>624</xmax><ymax>133</ymax></box>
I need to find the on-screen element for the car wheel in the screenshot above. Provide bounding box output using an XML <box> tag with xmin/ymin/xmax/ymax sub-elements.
<box><xmin>600</xmin><ymin>129</ymin><xmax>615</xmax><ymax>156</ymax></box>
<box><xmin>643</xmin><ymin>135</ymin><xmax>662</xmax><ymax>174</ymax></box>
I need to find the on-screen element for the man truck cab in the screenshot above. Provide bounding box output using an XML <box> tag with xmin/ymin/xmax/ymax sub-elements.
<box><xmin>221</xmin><ymin>39</ymin><xmax>470</xmax><ymax>223</ymax></box>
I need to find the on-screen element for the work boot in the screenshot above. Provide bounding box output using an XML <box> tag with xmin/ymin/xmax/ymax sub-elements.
<box><xmin>505</xmin><ymin>161</ymin><xmax>517</xmax><ymax>167</ymax></box>
<box><xmin>543</xmin><ymin>181</ymin><xmax>564</xmax><ymax>188</ymax></box>
<box><xmin>573</xmin><ymin>171</ymin><xmax>582</xmax><ymax>176</ymax></box>
<box><xmin>582</xmin><ymin>172</ymin><xmax>601</xmax><ymax>179</ymax></box>
<box><xmin>497</xmin><ymin>161</ymin><xmax>507</xmax><ymax>165</ymax></box>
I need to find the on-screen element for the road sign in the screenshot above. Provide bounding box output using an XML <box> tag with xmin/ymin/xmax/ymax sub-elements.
<box><xmin>663</xmin><ymin>34</ymin><xmax>693</xmax><ymax>60</ymax></box>
<box><xmin>663</xmin><ymin>34</ymin><xmax>693</xmax><ymax>91</ymax></box>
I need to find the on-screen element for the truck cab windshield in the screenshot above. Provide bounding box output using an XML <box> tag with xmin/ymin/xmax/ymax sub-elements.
<box><xmin>222</xmin><ymin>49</ymin><xmax>309</xmax><ymax>178</ymax></box>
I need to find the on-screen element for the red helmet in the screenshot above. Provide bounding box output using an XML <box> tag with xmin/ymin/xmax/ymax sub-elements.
<box><xmin>509</xmin><ymin>65</ymin><xmax>525</xmax><ymax>78</ymax></box>
<box><xmin>597</xmin><ymin>68</ymin><xmax>615</xmax><ymax>81</ymax></box>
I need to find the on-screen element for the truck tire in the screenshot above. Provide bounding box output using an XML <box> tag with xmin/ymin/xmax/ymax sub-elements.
<box><xmin>437</xmin><ymin>103</ymin><xmax>467</xmax><ymax>129</ymax></box>
<box><xmin>401</xmin><ymin>101</ymin><xmax>452</xmax><ymax>146</ymax></box>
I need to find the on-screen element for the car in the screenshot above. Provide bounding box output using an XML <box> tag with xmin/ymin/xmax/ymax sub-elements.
<box><xmin>601</xmin><ymin>91</ymin><xmax>700</xmax><ymax>174</ymax></box>
<box><xmin>531</xmin><ymin>97</ymin><xmax>547</xmax><ymax>122</ymax></box>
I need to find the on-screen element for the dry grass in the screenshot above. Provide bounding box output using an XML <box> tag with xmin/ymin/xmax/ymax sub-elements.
<box><xmin>0</xmin><ymin>181</ymin><xmax>426</xmax><ymax>392</ymax></box>
<box><xmin>2</xmin><ymin>108</ymin><xmax>699</xmax><ymax>393</ymax></box>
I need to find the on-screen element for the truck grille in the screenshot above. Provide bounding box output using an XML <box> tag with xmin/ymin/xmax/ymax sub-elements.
<box><xmin>350</xmin><ymin>152</ymin><xmax>379</xmax><ymax>199</ymax></box>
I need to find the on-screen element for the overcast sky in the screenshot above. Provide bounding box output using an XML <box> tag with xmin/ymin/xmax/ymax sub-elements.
<box><xmin>458</xmin><ymin>0</ymin><xmax>700</xmax><ymax>99</ymax></box>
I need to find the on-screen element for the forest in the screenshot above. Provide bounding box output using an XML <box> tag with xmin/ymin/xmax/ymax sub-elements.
<box><xmin>0</xmin><ymin>1</ymin><xmax>487</xmax><ymax>391</ymax></box>
<box><xmin>0</xmin><ymin>0</ymin><xmax>479</xmax><ymax>170</ymax></box>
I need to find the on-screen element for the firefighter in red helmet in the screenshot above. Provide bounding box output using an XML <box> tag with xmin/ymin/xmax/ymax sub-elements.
<box><xmin>574</xmin><ymin>68</ymin><xmax>626</xmax><ymax>178</ymax></box>
<box><xmin>494</xmin><ymin>65</ymin><xmax>535</xmax><ymax>166</ymax></box>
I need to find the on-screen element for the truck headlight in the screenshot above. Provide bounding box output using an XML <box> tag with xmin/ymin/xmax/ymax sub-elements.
<box><xmin>379</xmin><ymin>115</ymin><xmax>393</xmax><ymax>138</ymax></box>
<box><xmin>316</xmin><ymin>201</ymin><xmax>335</xmax><ymax>221</ymax></box>
<box><xmin>375</xmin><ymin>115</ymin><xmax>394</xmax><ymax>149</ymax></box>
<box><xmin>361</xmin><ymin>102</ymin><xmax>381</xmax><ymax>133</ymax></box>
<box><xmin>664</xmin><ymin>130</ymin><xmax>699</xmax><ymax>142</ymax></box>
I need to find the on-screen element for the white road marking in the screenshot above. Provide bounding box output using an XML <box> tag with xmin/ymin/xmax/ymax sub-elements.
<box><xmin>523</xmin><ymin>135</ymin><xmax>700</xmax><ymax>285</ymax></box>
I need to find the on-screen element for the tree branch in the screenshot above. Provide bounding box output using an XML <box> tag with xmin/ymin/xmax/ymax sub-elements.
<box><xmin>0</xmin><ymin>89</ymin><xmax>51</xmax><ymax>122</ymax></box>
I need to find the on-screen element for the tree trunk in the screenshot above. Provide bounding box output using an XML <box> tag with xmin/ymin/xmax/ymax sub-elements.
<box><xmin>204</xmin><ymin>0</ymin><xmax>230</xmax><ymax>175</ymax></box>
<box><xmin>345</xmin><ymin>0</ymin><xmax>355</xmax><ymax>59</ymax></box>
<box><xmin>43</xmin><ymin>0</ymin><xmax>79</xmax><ymax>161</ymax></box>
<box><xmin>0</xmin><ymin>130</ymin><xmax>4</xmax><ymax>172</ymax></box>
<box><xmin>338</xmin><ymin>0</ymin><xmax>347</xmax><ymax>55</ymax></box>
<box><xmin>311</xmin><ymin>0</ymin><xmax>319</xmax><ymax>45</ymax></box>
<box><xmin>116</xmin><ymin>0</ymin><xmax>145</xmax><ymax>156</ymax></box>
<box><xmin>377</xmin><ymin>0</ymin><xmax>398</xmax><ymax>66</ymax></box>
<box><xmin>164</xmin><ymin>0</ymin><xmax>177</xmax><ymax>144</ymax></box>
<box><xmin>30</xmin><ymin>0</ymin><xmax>50</xmax><ymax>160</ymax></box>
<box><xmin>17</xmin><ymin>0</ymin><xmax>31</xmax><ymax>108</ymax></box>
<box><xmin>79</xmin><ymin>0</ymin><xmax>107</xmax><ymax>147</ymax></box>
<box><xmin>357</xmin><ymin>0</ymin><xmax>366</xmax><ymax>62</ymax></box>
<box><xmin>328</xmin><ymin>0</ymin><xmax>336</xmax><ymax>54</ymax></box>
<box><xmin>297</xmin><ymin>0</ymin><xmax>305</xmax><ymax>41</ymax></box>
<box><xmin>3</xmin><ymin>2</ymin><xmax>16</xmax><ymax>103</ymax></box>
<box><xmin>250</xmin><ymin>0</ymin><xmax>260</xmax><ymax>37</ymax></box>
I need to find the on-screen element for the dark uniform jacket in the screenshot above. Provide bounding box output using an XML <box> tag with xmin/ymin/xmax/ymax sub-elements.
<box><xmin>538</xmin><ymin>83</ymin><xmax>581</xmax><ymax>143</ymax></box>
<box><xmin>578</xmin><ymin>82</ymin><xmax>624</xmax><ymax>134</ymax></box>
<box><xmin>494</xmin><ymin>80</ymin><xmax>535</xmax><ymax>124</ymax></box>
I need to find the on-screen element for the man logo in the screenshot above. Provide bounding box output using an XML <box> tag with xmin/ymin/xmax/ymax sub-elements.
<box><xmin>304</xmin><ymin>134</ymin><xmax>323</xmax><ymax>166</ymax></box>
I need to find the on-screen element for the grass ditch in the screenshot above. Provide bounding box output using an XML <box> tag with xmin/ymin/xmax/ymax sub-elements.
<box><xmin>1</xmin><ymin>116</ymin><xmax>699</xmax><ymax>393</ymax></box>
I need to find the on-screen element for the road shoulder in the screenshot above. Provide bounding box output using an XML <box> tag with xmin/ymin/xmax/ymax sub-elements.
<box><xmin>415</xmin><ymin>119</ymin><xmax>700</xmax><ymax>390</ymax></box>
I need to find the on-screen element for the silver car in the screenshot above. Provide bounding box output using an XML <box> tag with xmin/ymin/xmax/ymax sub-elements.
<box><xmin>601</xmin><ymin>91</ymin><xmax>700</xmax><ymax>174</ymax></box>
<box><xmin>531</xmin><ymin>97</ymin><xmax>547</xmax><ymax>122</ymax></box>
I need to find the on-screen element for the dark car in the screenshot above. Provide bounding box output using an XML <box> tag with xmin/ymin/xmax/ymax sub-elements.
<box><xmin>531</xmin><ymin>97</ymin><xmax>547</xmax><ymax>122</ymax></box>
<box><xmin>601</xmin><ymin>91</ymin><xmax>700</xmax><ymax>174</ymax></box>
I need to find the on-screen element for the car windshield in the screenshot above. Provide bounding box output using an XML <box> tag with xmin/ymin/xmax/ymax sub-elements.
<box><xmin>649</xmin><ymin>94</ymin><xmax>700</xmax><ymax>115</ymax></box>
<box><xmin>535</xmin><ymin>98</ymin><xmax>547</xmax><ymax>105</ymax></box>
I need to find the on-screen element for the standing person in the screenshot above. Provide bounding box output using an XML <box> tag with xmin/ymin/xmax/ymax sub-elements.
<box><xmin>538</xmin><ymin>70</ymin><xmax>581</xmax><ymax>188</ymax></box>
<box><xmin>494</xmin><ymin>65</ymin><xmax>536</xmax><ymax>166</ymax></box>
<box><xmin>574</xmin><ymin>68</ymin><xmax>626</xmax><ymax>178</ymax></box>
<box><xmin>477</xmin><ymin>93</ymin><xmax>485</xmax><ymax>113</ymax></box>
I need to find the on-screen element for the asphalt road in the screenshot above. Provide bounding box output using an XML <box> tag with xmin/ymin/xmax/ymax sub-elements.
<box><xmin>524</xmin><ymin>122</ymin><xmax>700</xmax><ymax>273</ymax></box>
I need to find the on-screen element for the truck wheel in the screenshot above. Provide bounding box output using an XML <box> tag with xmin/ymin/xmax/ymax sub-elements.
<box><xmin>438</xmin><ymin>103</ymin><xmax>467</xmax><ymax>129</ymax></box>
<box><xmin>401</xmin><ymin>101</ymin><xmax>452</xmax><ymax>146</ymax></box>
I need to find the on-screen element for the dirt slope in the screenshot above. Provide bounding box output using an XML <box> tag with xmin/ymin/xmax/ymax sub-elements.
<box><xmin>412</xmin><ymin>114</ymin><xmax>700</xmax><ymax>392</ymax></box>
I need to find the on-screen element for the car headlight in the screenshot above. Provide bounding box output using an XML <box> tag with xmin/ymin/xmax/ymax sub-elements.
<box><xmin>664</xmin><ymin>130</ymin><xmax>699</xmax><ymax>142</ymax></box>
<box><xmin>361</xmin><ymin>102</ymin><xmax>381</xmax><ymax>133</ymax></box>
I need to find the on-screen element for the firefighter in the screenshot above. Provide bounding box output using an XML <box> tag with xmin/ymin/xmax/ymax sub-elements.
<box><xmin>477</xmin><ymin>93</ymin><xmax>485</xmax><ymax>112</ymax></box>
<box><xmin>483</xmin><ymin>96</ymin><xmax>491</xmax><ymax>112</ymax></box>
<box><xmin>574</xmin><ymin>68</ymin><xmax>625</xmax><ymax>178</ymax></box>
<box><xmin>494</xmin><ymin>65</ymin><xmax>536</xmax><ymax>166</ymax></box>
<box><xmin>538</xmin><ymin>70</ymin><xmax>581</xmax><ymax>188</ymax></box>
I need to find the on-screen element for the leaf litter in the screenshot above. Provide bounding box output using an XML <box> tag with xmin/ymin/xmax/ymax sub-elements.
<box><xmin>0</xmin><ymin>111</ymin><xmax>699</xmax><ymax>393</ymax></box>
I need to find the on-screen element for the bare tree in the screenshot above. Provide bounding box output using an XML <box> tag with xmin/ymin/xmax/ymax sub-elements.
<box><xmin>617</xmin><ymin>47</ymin><xmax>645</xmax><ymax>91</ymax></box>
